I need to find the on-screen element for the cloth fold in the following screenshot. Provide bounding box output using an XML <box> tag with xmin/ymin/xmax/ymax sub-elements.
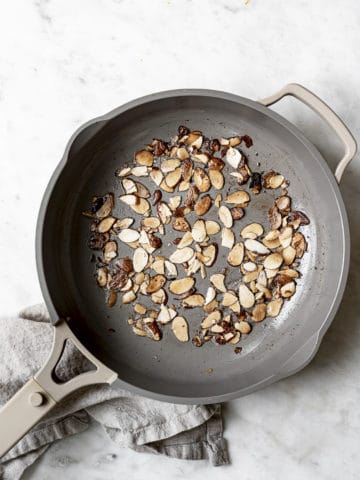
<box><xmin>0</xmin><ymin>305</ymin><xmax>229</xmax><ymax>479</ymax></box>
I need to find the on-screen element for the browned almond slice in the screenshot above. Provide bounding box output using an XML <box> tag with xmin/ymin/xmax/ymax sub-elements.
<box><xmin>292</xmin><ymin>232</ymin><xmax>307</xmax><ymax>258</ymax></box>
<box><xmin>268</xmin><ymin>205</ymin><xmax>282</xmax><ymax>230</ymax></box>
<box><xmin>132</xmin><ymin>247</ymin><xmax>149</xmax><ymax>272</ymax></box>
<box><xmin>245</xmin><ymin>239</ymin><xmax>270</xmax><ymax>254</ymax></box>
<box><xmin>202</xmin><ymin>244</ymin><xmax>218</xmax><ymax>266</ymax></box>
<box><xmin>181</xmin><ymin>158</ymin><xmax>193</xmax><ymax>182</ymax></box>
<box><xmin>242</xmin><ymin>261</ymin><xmax>257</xmax><ymax>272</ymax></box>
<box><xmin>165</xmin><ymin>260</ymin><xmax>178</xmax><ymax>277</ymax></box>
<box><xmin>263</xmin><ymin>171</ymin><xmax>284</xmax><ymax>189</ymax></box>
<box><xmin>131</xmin><ymin>166</ymin><xmax>149</xmax><ymax>177</ymax></box>
<box><xmin>113</xmin><ymin>218</ymin><xmax>134</xmax><ymax>230</ymax></box>
<box><xmin>193</xmin><ymin>167</ymin><xmax>211</xmax><ymax>193</ymax></box>
<box><xmin>172</xmin><ymin>316</ymin><xmax>189</xmax><ymax>342</ymax></box>
<box><xmin>243</xmin><ymin>270</ymin><xmax>259</xmax><ymax>283</ymax></box>
<box><xmin>239</xmin><ymin>284</ymin><xmax>255</xmax><ymax>308</ymax></box>
<box><xmin>96</xmin><ymin>267</ymin><xmax>108</xmax><ymax>287</ymax></box>
<box><xmin>157</xmin><ymin>304</ymin><xmax>172</xmax><ymax>324</ymax></box>
<box><xmin>186</xmin><ymin>132</ymin><xmax>203</xmax><ymax>148</ymax></box>
<box><xmin>176</xmin><ymin>231</ymin><xmax>193</xmax><ymax>249</ymax></box>
<box><xmin>282</xmin><ymin>245</ymin><xmax>296</xmax><ymax>265</ymax></box>
<box><xmin>240</xmin><ymin>223</ymin><xmax>264</xmax><ymax>239</ymax></box>
<box><xmin>222</xmin><ymin>291</ymin><xmax>238</xmax><ymax>307</ymax></box>
<box><xmin>205</xmin><ymin>220</ymin><xmax>221</xmax><ymax>235</ymax></box>
<box><xmin>168</xmin><ymin>196</ymin><xmax>182</xmax><ymax>211</ymax></box>
<box><xmin>229</xmin><ymin>332</ymin><xmax>241</xmax><ymax>344</ymax></box>
<box><xmin>192</xmin><ymin>152</ymin><xmax>210</xmax><ymax>164</ymax></box>
<box><xmin>210</xmin><ymin>273</ymin><xmax>227</xmax><ymax>292</ymax></box>
<box><xmin>149</xmin><ymin>168</ymin><xmax>163</xmax><ymax>186</ymax></box>
<box><xmin>157</xmin><ymin>202</ymin><xmax>172</xmax><ymax>224</ymax></box>
<box><xmin>235</xmin><ymin>321</ymin><xmax>251</xmax><ymax>334</ymax></box>
<box><xmin>214</xmin><ymin>193</ymin><xmax>222</xmax><ymax>208</ymax></box>
<box><xmin>229</xmin><ymin>136</ymin><xmax>241</xmax><ymax>146</ymax></box>
<box><xmin>169</xmin><ymin>277</ymin><xmax>195</xmax><ymax>295</ymax></box>
<box><xmin>280</xmin><ymin>280</ymin><xmax>296</xmax><ymax>298</ymax></box>
<box><xmin>276</xmin><ymin>195</ymin><xmax>291</xmax><ymax>213</ymax></box>
<box><xmin>267</xmin><ymin>298</ymin><xmax>283</xmax><ymax>317</ymax></box>
<box><xmin>172</xmin><ymin>217</ymin><xmax>191</xmax><ymax>232</ymax></box>
<box><xmin>187</xmin><ymin>257</ymin><xmax>202</xmax><ymax>275</ymax></box>
<box><xmin>165</xmin><ymin>167</ymin><xmax>182</xmax><ymax>188</ymax></box>
<box><xmin>117</xmin><ymin>167</ymin><xmax>131</xmax><ymax>177</ymax></box>
<box><xmin>211</xmin><ymin>324</ymin><xmax>224</xmax><ymax>333</ymax></box>
<box><xmin>134</xmin><ymin>181</ymin><xmax>150</xmax><ymax>198</ymax></box>
<box><xmin>161</xmin><ymin>158</ymin><xmax>181</xmax><ymax>173</ymax></box>
<box><xmin>151</xmin><ymin>288</ymin><xmax>167</xmax><ymax>305</ymax></box>
<box><xmin>218</xmin><ymin>205</ymin><xmax>233</xmax><ymax>228</ymax></box>
<box><xmin>152</xmin><ymin>258</ymin><xmax>165</xmax><ymax>274</ymax></box>
<box><xmin>205</xmin><ymin>286</ymin><xmax>216</xmax><ymax>305</ymax></box>
<box><xmin>203</xmin><ymin>299</ymin><xmax>219</xmax><ymax>313</ymax></box>
<box><xmin>192</xmin><ymin>219</ymin><xmax>207</xmax><ymax>242</ymax></box>
<box><xmin>220</xmin><ymin>137</ymin><xmax>230</xmax><ymax>146</ymax></box>
<box><xmin>252</xmin><ymin>303</ymin><xmax>267</xmax><ymax>322</ymax></box>
<box><xmin>119</xmin><ymin>194</ymin><xmax>138</xmax><ymax>206</ymax></box>
<box><xmin>227</xmin><ymin>242</ymin><xmax>244</xmax><ymax>266</ymax></box>
<box><xmin>135</xmin><ymin>150</ymin><xmax>154</xmax><ymax>166</ymax></box>
<box><xmin>230</xmin><ymin>207</ymin><xmax>244</xmax><ymax>220</ymax></box>
<box><xmin>97</xmin><ymin>216</ymin><xmax>116</xmax><ymax>233</ymax></box>
<box><xmin>226</xmin><ymin>147</ymin><xmax>241</xmax><ymax>168</ymax></box>
<box><xmin>134</xmin><ymin>272</ymin><xmax>145</xmax><ymax>285</ymax></box>
<box><xmin>177</xmin><ymin>147</ymin><xmax>189</xmax><ymax>159</ymax></box>
<box><xmin>107</xmin><ymin>291</ymin><xmax>117</xmax><ymax>307</ymax></box>
<box><xmin>146</xmin><ymin>274</ymin><xmax>166</xmax><ymax>294</ymax></box>
<box><xmin>209</xmin><ymin>169</ymin><xmax>224</xmax><ymax>190</ymax></box>
<box><xmin>118</xmin><ymin>228</ymin><xmax>140</xmax><ymax>243</ymax></box>
<box><xmin>200</xmin><ymin>264</ymin><xmax>207</xmax><ymax>279</ymax></box>
<box><xmin>195</xmin><ymin>195</ymin><xmax>212</xmax><ymax>216</ymax></box>
<box><xmin>119</xmin><ymin>278</ymin><xmax>133</xmax><ymax>292</ymax></box>
<box><xmin>225</xmin><ymin>190</ymin><xmax>250</xmax><ymax>205</ymax></box>
<box><xmin>278</xmin><ymin>268</ymin><xmax>300</xmax><ymax>278</ymax></box>
<box><xmin>122</xmin><ymin>178</ymin><xmax>137</xmax><ymax>194</ymax></box>
<box><xmin>103</xmin><ymin>241</ymin><xmax>117</xmax><ymax>263</ymax></box>
<box><xmin>160</xmin><ymin>179</ymin><xmax>174</xmax><ymax>193</ymax></box>
<box><xmin>178</xmin><ymin>180</ymin><xmax>190</xmax><ymax>191</ymax></box>
<box><xmin>257</xmin><ymin>269</ymin><xmax>267</xmax><ymax>287</ymax></box>
<box><xmin>208</xmin><ymin>157</ymin><xmax>225</xmax><ymax>170</ymax></box>
<box><xmin>134</xmin><ymin>303</ymin><xmax>147</xmax><ymax>314</ymax></box>
<box><xmin>122</xmin><ymin>290</ymin><xmax>136</xmax><ymax>304</ymax></box>
<box><xmin>132</xmin><ymin>326</ymin><xmax>147</xmax><ymax>337</ymax></box>
<box><xmin>279</xmin><ymin>226</ymin><xmax>293</xmax><ymax>248</ymax></box>
<box><xmin>201</xmin><ymin>310</ymin><xmax>221</xmax><ymax>328</ymax></box>
<box><xmin>169</xmin><ymin>247</ymin><xmax>194</xmax><ymax>264</ymax></box>
<box><xmin>131</xmin><ymin>198</ymin><xmax>151</xmax><ymax>215</ymax></box>
<box><xmin>142</xmin><ymin>217</ymin><xmax>161</xmax><ymax>231</ymax></box>
<box><xmin>182</xmin><ymin>294</ymin><xmax>205</xmax><ymax>308</ymax></box>
<box><xmin>263</xmin><ymin>230</ymin><xmax>281</xmax><ymax>248</ymax></box>
<box><xmin>264</xmin><ymin>253</ymin><xmax>283</xmax><ymax>270</ymax></box>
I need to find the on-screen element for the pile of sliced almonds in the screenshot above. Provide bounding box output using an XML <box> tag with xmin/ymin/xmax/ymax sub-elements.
<box><xmin>83</xmin><ymin>127</ymin><xmax>310</xmax><ymax>352</ymax></box>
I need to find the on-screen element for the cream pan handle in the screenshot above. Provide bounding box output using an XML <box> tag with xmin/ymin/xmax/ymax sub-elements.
<box><xmin>259</xmin><ymin>83</ymin><xmax>357</xmax><ymax>183</ymax></box>
<box><xmin>0</xmin><ymin>321</ymin><xmax>117</xmax><ymax>459</ymax></box>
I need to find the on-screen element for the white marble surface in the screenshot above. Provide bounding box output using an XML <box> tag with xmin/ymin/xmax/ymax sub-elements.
<box><xmin>1</xmin><ymin>0</ymin><xmax>360</xmax><ymax>478</ymax></box>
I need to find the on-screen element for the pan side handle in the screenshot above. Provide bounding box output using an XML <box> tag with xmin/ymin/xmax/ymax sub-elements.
<box><xmin>0</xmin><ymin>321</ymin><xmax>117</xmax><ymax>459</ymax></box>
<box><xmin>258</xmin><ymin>83</ymin><xmax>357</xmax><ymax>183</ymax></box>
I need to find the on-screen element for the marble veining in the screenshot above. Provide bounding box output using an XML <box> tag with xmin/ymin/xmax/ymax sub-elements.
<box><xmin>0</xmin><ymin>0</ymin><xmax>359</xmax><ymax>478</ymax></box>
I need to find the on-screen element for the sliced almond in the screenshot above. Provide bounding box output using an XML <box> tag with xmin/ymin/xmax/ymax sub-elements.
<box><xmin>240</xmin><ymin>223</ymin><xmax>264</xmax><ymax>239</ymax></box>
<box><xmin>187</xmin><ymin>257</ymin><xmax>202</xmax><ymax>275</ymax></box>
<box><xmin>186</xmin><ymin>132</ymin><xmax>203</xmax><ymax>149</ymax></box>
<box><xmin>169</xmin><ymin>247</ymin><xmax>194</xmax><ymax>264</ymax></box>
<box><xmin>151</xmin><ymin>258</ymin><xmax>165</xmax><ymax>274</ymax></box>
<box><xmin>229</xmin><ymin>136</ymin><xmax>241</xmax><ymax>147</ymax></box>
<box><xmin>165</xmin><ymin>260</ymin><xmax>178</xmax><ymax>277</ymax></box>
<box><xmin>119</xmin><ymin>278</ymin><xmax>133</xmax><ymax>292</ymax></box>
<box><xmin>97</xmin><ymin>216</ymin><xmax>116</xmax><ymax>233</ymax></box>
<box><xmin>208</xmin><ymin>157</ymin><xmax>225</xmax><ymax>170</ymax></box>
<box><xmin>202</xmin><ymin>244</ymin><xmax>218</xmax><ymax>267</ymax></box>
<box><xmin>132</xmin><ymin>326</ymin><xmax>147</xmax><ymax>337</ymax></box>
<box><xmin>229</xmin><ymin>332</ymin><xmax>241</xmax><ymax>344</ymax></box>
<box><xmin>239</xmin><ymin>284</ymin><xmax>255</xmax><ymax>308</ymax></box>
<box><xmin>235</xmin><ymin>321</ymin><xmax>251</xmax><ymax>334</ymax></box>
<box><xmin>263</xmin><ymin>230</ymin><xmax>281</xmax><ymax>249</ymax></box>
<box><xmin>229</xmin><ymin>300</ymin><xmax>241</xmax><ymax>313</ymax></box>
<box><xmin>292</xmin><ymin>232</ymin><xmax>307</xmax><ymax>258</ymax></box>
<box><xmin>142</xmin><ymin>217</ymin><xmax>161</xmax><ymax>231</ymax></box>
<box><xmin>222</xmin><ymin>291</ymin><xmax>238</xmax><ymax>307</ymax></box>
<box><xmin>201</xmin><ymin>310</ymin><xmax>221</xmax><ymax>328</ymax></box>
<box><xmin>226</xmin><ymin>147</ymin><xmax>241</xmax><ymax>168</ymax></box>
<box><xmin>122</xmin><ymin>290</ymin><xmax>136</xmax><ymax>304</ymax></box>
<box><xmin>204</xmin><ymin>299</ymin><xmax>219</xmax><ymax>313</ymax></box>
<box><xmin>192</xmin><ymin>219</ymin><xmax>207</xmax><ymax>242</ymax></box>
<box><xmin>157</xmin><ymin>202</ymin><xmax>172</xmax><ymax>224</ymax></box>
<box><xmin>157</xmin><ymin>304</ymin><xmax>172</xmax><ymax>324</ymax></box>
<box><xmin>96</xmin><ymin>267</ymin><xmax>108</xmax><ymax>287</ymax></box>
<box><xmin>134</xmin><ymin>303</ymin><xmax>147</xmax><ymax>314</ymax></box>
<box><xmin>134</xmin><ymin>181</ymin><xmax>150</xmax><ymax>198</ymax></box>
<box><xmin>245</xmin><ymin>239</ymin><xmax>270</xmax><ymax>255</ymax></box>
<box><xmin>195</xmin><ymin>195</ymin><xmax>212</xmax><ymax>216</ymax></box>
<box><xmin>182</xmin><ymin>294</ymin><xmax>205</xmax><ymax>308</ymax></box>
<box><xmin>225</xmin><ymin>190</ymin><xmax>250</xmax><ymax>205</ymax></box>
<box><xmin>220</xmin><ymin>137</ymin><xmax>230</xmax><ymax>146</ymax></box>
<box><xmin>103</xmin><ymin>241</ymin><xmax>117</xmax><ymax>263</ymax></box>
<box><xmin>264</xmin><ymin>253</ymin><xmax>283</xmax><ymax>270</ymax></box>
<box><xmin>118</xmin><ymin>228</ymin><xmax>140</xmax><ymax>243</ymax></box>
<box><xmin>278</xmin><ymin>268</ymin><xmax>300</xmax><ymax>278</ymax></box>
<box><xmin>209</xmin><ymin>169</ymin><xmax>225</xmax><ymax>190</ymax></box>
<box><xmin>268</xmin><ymin>205</ymin><xmax>282</xmax><ymax>230</ymax></box>
<box><xmin>151</xmin><ymin>288</ymin><xmax>167</xmax><ymax>304</ymax></box>
<box><xmin>210</xmin><ymin>273</ymin><xmax>226</xmax><ymax>292</ymax></box>
<box><xmin>227</xmin><ymin>242</ymin><xmax>244</xmax><ymax>266</ymax></box>
<box><xmin>193</xmin><ymin>167</ymin><xmax>211</xmax><ymax>193</ymax></box>
<box><xmin>161</xmin><ymin>158</ymin><xmax>181</xmax><ymax>173</ymax></box>
<box><xmin>279</xmin><ymin>226</ymin><xmax>293</xmax><ymax>248</ymax></box>
<box><xmin>117</xmin><ymin>167</ymin><xmax>131</xmax><ymax>177</ymax></box>
<box><xmin>172</xmin><ymin>217</ymin><xmax>191</xmax><ymax>232</ymax></box>
<box><xmin>122</xmin><ymin>178</ymin><xmax>137</xmax><ymax>194</ymax></box>
<box><xmin>177</xmin><ymin>147</ymin><xmax>189</xmax><ymax>159</ymax></box>
<box><xmin>132</xmin><ymin>198</ymin><xmax>151</xmax><ymax>215</ymax></box>
<box><xmin>178</xmin><ymin>181</ymin><xmax>190</xmax><ymax>191</ymax></box>
<box><xmin>192</xmin><ymin>152</ymin><xmax>210</xmax><ymax>165</ymax></box>
<box><xmin>146</xmin><ymin>274</ymin><xmax>166</xmax><ymax>294</ymax></box>
<box><xmin>114</xmin><ymin>218</ymin><xmax>134</xmax><ymax>230</ymax></box>
<box><xmin>211</xmin><ymin>324</ymin><xmax>224</xmax><ymax>333</ymax></box>
<box><xmin>131</xmin><ymin>166</ymin><xmax>149</xmax><ymax>177</ymax></box>
<box><xmin>206</xmin><ymin>220</ymin><xmax>221</xmax><ymax>235</ymax></box>
<box><xmin>144</xmin><ymin>320</ymin><xmax>162</xmax><ymax>341</ymax></box>
<box><xmin>221</xmin><ymin>228</ymin><xmax>235</xmax><ymax>249</ymax></box>
<box><xmin>267</xmin><ymin>298</ymin><xmax>283</xmax><ymax>317</ymax></box>
<box><xmin>181</xmin><ymin>158</ymin><xmax>193</xmax><ymax>182</ymax></box>
<box><xmin>243</xmin><ymin>261</ymin><xmax>257</xmax><ymax>272</ymax></box>
<box><xmin>160</xmin><ymin>179</ymin><xmax>174</xmax><ymax>193</ymax></box>
<box><xmin>230</xmin><ymin>207</ymin><xmax>244</xmax><ymax>220</ymax></box>
<box><xmin>169</xmin><ymin>277</ymin><xmax>195</xmax><ymax>295</ymax></box>
<box><xmin>135</xmin><ymin>149</ymin><xmax>154</xmax><ymax>166</ymax></box>
<box><xmin>214</xmin><ymin>193</ymin><xmax>222</xmax><ymax>208</ymax></box>
<box><xmin>169</xmin><ymin>196</ymin><xmax>182</xmax><ymax>211</ymax></box>
<box><xmin>283</xmin><ymin>245</ymin><xmax>296</xmax><ymax>265</ymax></box>
<box><xmin>205</xmin><ymin>287</ymin><xmax>216</xmax><ymax>305</ymax></box>
<box><xmin>276</xmin><ymin>195</ymin><xmax>291</xmax><ymax>213</ymax></box>
<box><xmin>119</xmin><ymin>194</ymin><xmax>138</xmax><ymax>206</ymax></box>
<box><xmin>243</xmin><ymin>270</ymin><xmax>259</xmax><ymax>283</ymax></box>
<box><xmin>252</xmin><ymin>303</ymin><xmax>267</xmax><ymax>322</ymax></box>
<box><xmin>218</xmin><ymin>205</ymin><xmax>233</xmax><ymax>228</ymax></box>
<box><xmin>165</xmin><ymin>167</ymin><xmax>182</xmax><ymax>188</ymax></box>
<box><xmin>257</xmin><ymin>269</ymin><xmax>267</xmax><ymax>287</ymax></box>
<box><xmin>172</xmin><ymin>316</ymin><xmax>189</xmax><ymax>342</ymax></box>
<box><xmin>149</xmin><ymin>168</ymin><xmax>163</xmax><ymax>186</ymax></box>
<box><xmin>176</xmin><ymin>231</ymin><xmax>193</xmax><ymax>249</ymax></box>
<box><xmin>280</xmin><ymin>281</ymin><xmax>296</xmax><ymax>298</ymax></box>
<box><xmin>263</xmin><ymin>171</ymin><xmax>284</xmax><ymax>189</ymax></box>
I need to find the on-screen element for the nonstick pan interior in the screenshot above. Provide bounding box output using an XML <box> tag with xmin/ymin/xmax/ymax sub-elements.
<box><xmin>37</xmin><ymin>91</ymin><xmax>348</xmax><ymax>403</ymax></box>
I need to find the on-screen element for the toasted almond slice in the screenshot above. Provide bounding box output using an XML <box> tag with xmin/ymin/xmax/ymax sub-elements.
<box><xmin>263</xmin><ymin>230</ymin><xmax>281</xmax><ymax>248</ymax></box>
<box><xmin>192</xmin><ymin>152</ymin><xmax>210</xmax><ymax>164</ymax></box>
<box><xmin>178</xmin><ymin>180</ymin><xmax>190</xmax><ymax>191</ymax></box>
<box><xmin>192</xmin><ymin>219</ymin><xmax>207</xmax><ymax>242</ymax></box>
<box><xmin>114</xmin><ymin>218</ymin><xmax>134</xmax><ymax>230</ymax></box>
<box><xmin>220</xmin><ymin>137</ymin><xmax>230</xmax><ymax>146</ymax></box>
<box><xmin>158</xmin><ymin>304</ymin><xmax>172</xmax><ymax>324</ymax></box>
<box><xmin>96</xmin><ymin>267</ymin><xmax>108</xmax><ymax>287</ymax></box>
<box><xmin>134</xmin><ymin>272</ymin><xmax>145</xmax><ymax>285</ymax></box>
<box><xmin>218</xmin><ymin>205</ymin><xmax>233</xmax><ymax>228</ymax></box>
<box><xmin>205</xmin><ymin>220</ymin><xmax>221</xmax><ymax>235</ymax></box>
<box><xmin>176</xmin><ymin>231</ymin><xmax>193</xmax><ymax>249</ymax></box>
<box><xmin>144</xmin><ymin>320</ymin><xmax>162</xmax><ymax>341</ymax></box>
<box><xmin>169</xmin><ymin>247</ymin><xmax>194</xmax><ymax>264</ymax></box>
<box><xmin>211</xmin><ymin>324</ymin><xmax>224</xmax><ymax>333</ymax></box>
<box><xmin>267</xmin><ymin>298</ymin><xmax>283</xmax><ymax>317</ymax></box>
<box><xmin>146</xmin><ymin>274</ymin><xmax>166</xmax><ymax>294</ymax></box>
<box><xmin>165</xmin><ymin>260</ymin><xmax>178</xmax><ymax>277</ymax></box>
<box><xmin>201</xmin><ymin>310</ymin><xmax>221</xmax><ymax>328</ymax></box>
<box><xmin>214</xmin><ymin>193</ymin><xmax>222</xmax><ymax>208</ymax></box>
<box><xmin>209</xmin><ymin>169</ymin><xmax>225</xmax><ymax>190</ymax></box>
<box><xmin>222</xmin><ymin>291</ymin><xmax>238</xmax><ymax>307</ymax></box>
<box><xmin>239</xmin><ymin>284</ymin><xmax>255</xmax><ymax>308</ymax></box>
<box><xmin>103</xmin><ymin>241</ymin><xmax>117</xmax><ymax>263</ymax></box>
<box><xmin>117</xmin><ymin>167</ymin><xmax>131</xmax><ymax>177</ymax></box>
<box><xmin>243</xmin><ymin>261</ymin><xmax>257</xmax><ymax>272</ymax></box>
<box><xmin>269</xmin><ymin>205</ymin><xmax>282</xmax><ymax>230</ymax></box>
<box><xmin>135</xmin><ymin>149</ymin><xmax>154</xmax><ymax>166</ymax></box>
<box><xmin>168</xmin><ymin>196</ymin><xmax>182</xmax><ymax>211</ymax></box>
<box><xmin>226</xmin><ymin>190</ymin><xmax>250</xmax><ymax>205</ymax></box>
<box><xmin>181</xmin><ymin>158</ymin><xmax>193</xmax><ymax>182</ymax></box>
<box><xmin>195</xmin><ymin>195</ymin><xmax>212</xmax><ymax>216</ymax></box>
<box><xmin>160</xmin><ymin>179</ymin><xmax>174</xmax><ymax>193</ymax></box>
<box><xmin>122</xmin><ymin>290</ymin><xmax>136</xmax><ymax>304</ymax></box>
<box><xmin>279</xmin><ymin>226</ymin><xmax>293</xmax><ymax>248</ymax></box>
<box><xmin>264</xmin><ymin>253</ymin><xmax>283</xmax><ymax>270</ymax></box>
<box><xmin>229</xmin><ymin>136</ymin><xmax>241</xmax><ymax>146</ymax></box>
<box><xmin>169</xmin><ymin>277</ymin><xmax>195</xmax><ymax>295</ymax></box>
<box><xmin>205</xmin><ymin>287</ymin><xmax>216</xmax><ymax>305</ymax></box>
<box><xmin>226</xmin><ymin>147</ymin><xmax>241</xmax><ymax>168</ymax></box>
<box><xmin>165</xmin><ymin>167</ymin><xmax>182</xmax><ymax>188</ymax></box>
<box><xmin>224</xmin><ymin>332</ymin><xmax>235</xmax><ymax>342</ymax></box>
<box><xmin>172</xmin><ymin>316</ymin><xmax>189</xmax><ymax>342</ymax></box>
<box><xmin>132</xmin><ymin>326</ymin><xmax>147</xmax><ymax>337</ymax></box>
<box><xmin>177</xmin><ymin>147</ymin><xmax>189</xmax><ymax>159</ymax></box>
<box><xmin>276</xmin><ymin>195</ymin><xmax>291</xmax><ymax>212</ymax></box>
<box><xmin>97</xmin><ymin>216</ymin><xmax>116</xmax><ymax>233</ymax></box>
<box><xmin>204</xmin><ymin>299</ymin><xmax>218</xmax><ymax>313</ymax></box>
<box><xmin>187</xmin><ymin>257</ymin><xmax>202</xmax><ymax>275</ymax></box>
<box><xmin>134</xmin><ymin>303</ymin><xmax>147</xmax><ymax>314</ymax></box>
<box><xmin>292</xmin><ymin>232</ymin><xmax>307</xmax><ymax>258</ymax></box>
<box><xmin>210</xmin><ymin>273</ymin><xmax>227</xmax><ymax>292</ymax></box>
<box><xmin>200</xmin><ymin>264</ymin><xmax>207</xmax><ymax>279</ymax></box>
<box><xmin>243</xmin><ymin>270</ymin><xmax>259</xmax><ymax>283</ymax></box>
<box><xmin>122</xmin><ymin>178</ymin><xmax>137</xmax><ymax>194</ymax></box>
<box><xmin>208</xmin><ymin>157</ymin><xmax>225</xmax><ymax>170</ymax></box>
<box><xmin>119</xmin><ymin>278</ymin><xmax>133</xmax><ymax>292</ymax></box>
<box><xmin>257</xmin><ymin>269</ymin><xmax>267</xmax><ymax>287</ymax></box>
<box><xmin>161</xmin><ymin>158</ymin><xmax>181</xmax><ymax>173</ymax></box>
<box><xmin>172</xmin><ymin>217</ymin><xmax>191</xmax><ymax>232</ymax></box>
<box><xmin>240</xmin><ymin>223</ymin><xmax>264</xmax><ymax>239</ymax></box>
<box><xmin>131</xmin><ymin>166</ymin><xmax>149</xmax><ymax>177</ymax></box>
<box><xmin>280</xmin><ymin>281</ymin><xmax>296</xmax><ymax>298</ymax></box>
<box><xmin>157</xmin><ymin>202</ymin><xmax>172</xmax><ymax>224</ymax></box>
<box><xmin>227</xmin><ymin>242</ymin><xmax>244</xmax><ymax>266</ymax></box>
<box><xmin>132</xmin><ymin>198</ymin><xmax>151</xmax><ymax>215</ymax></box>
<box><xmin>256</xmin><ymin>283</ymin><xmax>272</xmax><ymax>299</ymax></box>
<box><xmin>221</xmin><ymin>228</ymin><xmax>235</xmax><ymax>249</ymax></box>
<box><xmin>151</xmin><ymin>288</ymin><xmax>167</xmax><ymax>305</ymax></box>
<box><xmin>119</xmin><ymin>194</ymin><xmax>138</xmax><ymax>206</ymax></box>
<box><xmin>252</xmin><ymin>303</ymin><xmax>267</xmax><ymax>322</ymax></box>
<box><xmin>235</xmin><ymin>321</ymin><xmax>251</xmax><ymax>334</ymax></box>
<box><xmin>152</xmin><ymin>258</ymin><xmax>165</xmax><ymax>274</ymax></box>
<box><xmin>202</xmin><ymin>244</ymin><xmax>218</xmax><ymax>267</ymax></box>
<box><xmin>283</xmin><ymin>245</ymin><xmax>296</xmax><ymax>265</ymax></box>
<box><xmin>278</xmin><ymin>268</ymin><xmax>300</xmax><ymax>278</ymax></box>
<box><xmin>132</xmin><ymin>247</ymin><xmax>149</xmax><ymax>273</ymax></box>
<box><xmin>263</xmin><ymin>171</ymin><xmax>284</xmax><ymax>189</ymax></box>
<box><xmin>118</xmin><ymin>228</ymin><xmax>140</xmax><ymax>243</ymax></box>
<box><xmin>193</xmin><ymin>167</ymin><xmax>211</xmax><ymax>193</ymax></box>
<box><xmin>245</xmin><ymin>239</ymin><xmax>270</xmax><ymax>255</ymax></box>
<box><xmin>134</xmin><ymin>181</ymin><xmax>150</xmax><ymax>198</ymax></box>
<box><xmin>229</xmin><ymin>332</ymin><xmax>241</xmax><ymax>344</ymax></box>
<box><xmin>142</xmin><ymin>217</ymin><xmax>161</xmax><ymax>231</ymax></box>
<box><xmin>182</xmin><ymin>294</ymin><xmax>205</xmax><ymax>308</ymax></box>
<box><xmin>149</xmin><ymin>168</ymin><xmax>163</xmax><ymax>186</ymax></box>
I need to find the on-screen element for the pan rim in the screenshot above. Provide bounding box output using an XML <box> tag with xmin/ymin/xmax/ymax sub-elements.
<box><xmin>35</xmin><ymin>88</ymin><xmax>350</xmax><ymax>404</ymax></box>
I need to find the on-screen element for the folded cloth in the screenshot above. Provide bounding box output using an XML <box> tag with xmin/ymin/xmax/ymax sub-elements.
<box><xmin>0</xmin><ymin>305</ymin><xmax>229</xmax><ymax>479</ymax></box>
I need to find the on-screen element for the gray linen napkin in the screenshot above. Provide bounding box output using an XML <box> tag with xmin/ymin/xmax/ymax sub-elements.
<box><xmin>0</xmin><ymin>305</ymin><xmax>229</xmax><ymax>479</ymax></box>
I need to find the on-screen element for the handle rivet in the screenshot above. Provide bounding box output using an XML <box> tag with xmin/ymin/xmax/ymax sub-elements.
<box><xmin>29</xmin><ymin>392</ymin><xmax>45</xmax><ymax>407</ymax></box>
